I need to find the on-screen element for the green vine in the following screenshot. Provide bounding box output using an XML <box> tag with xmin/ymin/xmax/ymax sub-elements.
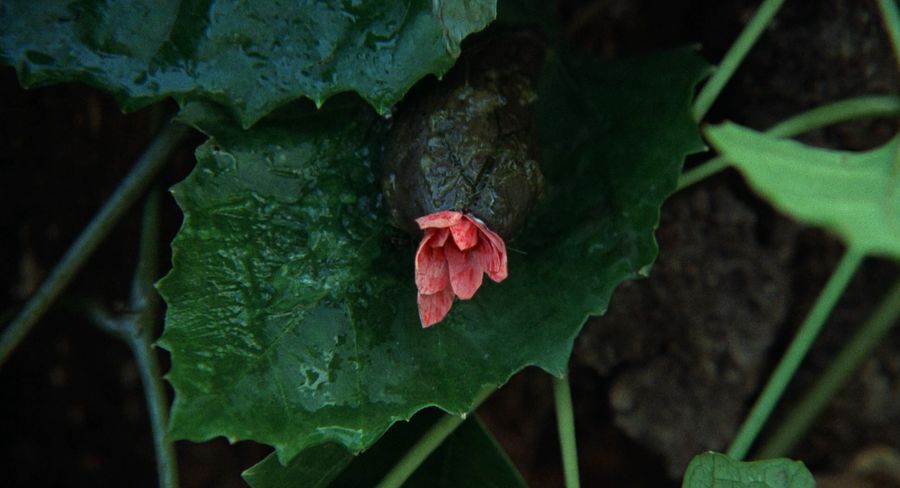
<box><xmin>727</xmin><ymin>249</ymin><xmax>865</xmax><ymax>460</ymax></box>
<box><xmin>0</xmin><ymin>122</ymin><xmax>190</xmax><ymax>367</ymax></box>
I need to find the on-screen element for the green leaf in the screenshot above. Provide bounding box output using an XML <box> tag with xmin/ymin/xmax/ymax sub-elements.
<box><xmin>243</xmin><ymin>444</ymin><xmax>353</xmax><ymax>488</ymax></box>
<box><xmin>327</xmin><ymin>410</ymin><xmax>445</xmax><ymax>488</ymax></box>
<box><xmin>0</xmin><ymin>0</ymin><xmax>495</xmax><ymax>127</ymax></box>
<box><xmin>158</xmin><ymin>47</ymin><xmax>709</xmax><ymax>461</ymax></box>
<box><xmin>705</xmin><ymin>123</ymin><xmax>900</xmax><ymax>259</ymax></box>
<box><xmin>681</xmin><ymin>452</ymin><xmax>815</xmax><ymax>488</ymax></box>
<box><xmin>243</xmin><ymin>411</ymin><xmax>525</xmax><ymax>488</ymax></box>
<box><xmin>402</xmin><ymin>417</ymin><xmax>525</xmax><ymax>488</ymax></box>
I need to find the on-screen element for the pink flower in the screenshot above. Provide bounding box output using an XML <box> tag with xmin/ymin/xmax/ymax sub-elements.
<box><xmin>414</xmin><ymin>210</ymin><xmax>508</xmax><ymax>327</ymax></box>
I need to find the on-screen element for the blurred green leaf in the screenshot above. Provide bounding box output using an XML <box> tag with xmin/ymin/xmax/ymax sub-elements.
<box><xmin>706</xmin><ymin>123</ymin><xmax>900</xmax><ymax>259</ymax></box>
<box><xmin>682</xmin><ymin>452</ymin><xmax>815</xmax><ymax>488</ymax></box>
<box><xmin>158</xmin><ymin>46</ymin><xmax>708</xmax><ymax>462</ymax></box>
<box><xmin>243</xmin><ymin>411</ymin><xmax>525</xmax><ymax>488</ymax></box>
<box><xmin>243</xmin><ymin>443</ymin><xmax>353</xmax><ymax>488</ymax></box>
<box><xmin>402</xmin><ymin>416</ymin><xmax>525</xmax><ymax>488</ymax></box>
<box><xmin>0</xmin><ymin>0</ymin><xmax>495</xmax><ymax>127</ymax></box>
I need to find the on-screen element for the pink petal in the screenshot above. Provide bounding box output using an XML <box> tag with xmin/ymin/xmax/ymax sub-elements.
<box><xmin>416</xmin><ymin>211</ymin><xmax>463</xmax><ymax>230</ymax></box>
<box><xmin>472</xmin><ymin>240</ymin><xmax>496</xmax><ymax>280</ymax></box>
<box><xmin>414</xmin><ymin>228</ymin><xmax>436</xmax><ymax>262</ymax></box>
<box><xmin>429</xmin><ymin>228</ymin><xmax>450</xmax><ymax>248</ymax></box>
<box><xmin>466</xmin><ymin>215</ymin><xmax>505</xmax><ymax>252</ymax></box>
<box><xmin>450</xmin><ymin>218</ymin><xmax>479</xmax><ymax>251</ymax></box>
<box><xmin>445</xmin><ymin>242</ymin><xmax>484</xmax><ymax>300</ymax></box>
<box><xmin>418</xmin><ymin>287</ymin><xmax>454</xmax><ymax>327</ymax></box>
<box><xmin>415</xmin><ymin>234</ymin><xmax>450</xmax><ymax>295</ymax></box>
<box><xmin>469</xmin><ymin>221</ymin><xmax>507</xmax><ymax>282</ymax></box>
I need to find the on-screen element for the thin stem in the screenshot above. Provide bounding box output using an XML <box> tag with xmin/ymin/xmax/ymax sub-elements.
<box><xmin>757</xmin><ymin>278</ymin><xmax>900</xmax><ymax>458</ymax></box>
<box><xmin>133</xmin><ymin>188</ymin><xmax>162</xmax><ymax>314</ymax></box>
<box><xmin>375</xmin><ymin>387</ymin><xmax>495</xmax><ymax>488</ymax></box>
<box><xmin>82</xmin><ymin>190</ymin><xmax>180</xmax><ymax>488</ymax></box>
<box><xmin>692</xmin><ymin>0</ymin><xmax>787</xmax><ymax>120</ymax></box>
<box><xmin>374</xmin><ymin>414</ymin><xmax>465</xmax><ymax>488</ymax></box>
<box><xmin>553</xmin><ymin>374</ymin><xmax>581</xmax><ymax>488</ymax></box>
<box><xmin>765</xmin><ymin>95</ymin><xmax>900</xmax><ymax>138</ymax></box>
<box><xmin>676</xmin><ymin>156</ymin><xmax>729</xmax><ymax>191</ymax></box>
<box><xmin>876</xmin><ymin>0</ymin><xmax>900</xmax><ymax>65</ymax></box>
<box><xmin>726</xmin><ymin>248</ymin><xmax>864</xmax><ymax>460</ymax></box>
<box><xmin>677</xmin><ymin>95</ymin><xmax>900</xmax><ymax>191</ymax></box>
<box><xmin>130</xmin><ymin>189</ymin><xmax>179</xmax><ymax>488</ymax></box>
<box><xmin>0</xmin><ymin>121</ymin><xmax>191</xmax><ymax>368</ymax></box>
<box><xmin>131</xmin><ymin>330</ymin><xmax>179</xmax><ymax>488</ymax></box>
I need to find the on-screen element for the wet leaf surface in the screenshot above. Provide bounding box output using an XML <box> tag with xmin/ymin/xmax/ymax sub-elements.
<box><xmin>243</xmin><ymin>410</ymin><xmax>525</xmax><ymax>488</ymax></box>
<box><xmin>158</xmin><ymin>46</ymin><xmax>709</xmax><ymax>461</ymax></box>
<box><xmin>0</xmin><ymin>0</ymin><xmax>495</xmax><ymax>127</ymax></box>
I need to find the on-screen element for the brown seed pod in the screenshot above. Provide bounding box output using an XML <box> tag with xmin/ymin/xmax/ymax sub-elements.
<box><xmin>382</xmin><ymin>29</ymin><xmax>546</xmax><ymax>239</ymax></box>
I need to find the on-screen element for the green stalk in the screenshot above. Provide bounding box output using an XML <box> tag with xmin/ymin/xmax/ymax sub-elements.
<box><xmin>88</xmin><ymin>306</ymin><xmax>180</xmax><ymax>488</ymax></box>
<box><xmin>764</xmin><ymin>96</ymin><xmax>900</xmax><ymax>137</ymax></box>
<box><xmin>0</xmin><ymin>122</ymin><xmax>190</xmax><ymax>367</ymax></box>
<box><xmin>374</xmin><ymin>414</ymin><xmax>465</xmax><ymax>488</ymax></box>
<box><xmin>553</xmin><ymin>374</ymin><xmax>581</xmax><ymax>488</ymax></box>
<box><xmin>375</xmin><ymin>387</ymin><xmax>495</xmax><ymax>488</ymax></box>
<box><xmin>876</xmin><ymin>0</ymin><xmax>900</xmax><ymax>65</ymax></box>
<box><xmin>757</xmin><ymin>278</ymin><xmax>900</xmax><ymax>458</ymax></box>
<box><xmin>130</xmin><ymin>189</ymin><xmax>180</xmax><ymax>488</ymax></box>
<box><xmin>676</xmin><ymin>157</ymin><xmax>730</xmax><ymax>191</ymax></box>
<box><xmin>85</xmin><ymin>190</ymin><xmax>180</xmax><ymax>488</ymax></box>
<box><xmin>677</xmin><ymin>95</ymin><xmax>900</xmax><ymax>191</ymax></box>
<box><xmin>692</xmin><ymin>0</ymin><xmax>787</xmax><ymax>120</ymax></box>
<box><xmin>131</xmin><ymin>325</ymin><xmax>180</xmax><ymax>488</ymax></box>
<box><xmin>726</xmin><ymin>248</ymin><xmax>864</xmax><ymax>460</ymax></box>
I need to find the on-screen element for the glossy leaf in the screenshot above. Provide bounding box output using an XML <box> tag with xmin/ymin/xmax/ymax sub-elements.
<box><xmin>243</xmin><ymin>410</ymin><xmax>525</xmax><ymax>488</ymax></box>
<box><xmin>0</xmin><ymin>0</ymin><xmax>495</xmax><ymax>127</ymax></box>
<box><xmin>706</xmin><ymin>123</ymin><xmax>900</xmax><ymax>259</ymax></box>
<box><xmin>158</xmin><ymin>47</ymin><xmax>709</xmax><ymax>461</ymax></box>
<box><xmin>682</xmin><ymin>452</ymin><xmax>815</xmax><ymax>488</ymax></box>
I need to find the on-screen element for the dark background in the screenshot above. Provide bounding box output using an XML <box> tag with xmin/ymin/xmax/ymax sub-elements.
<box><xmin>2</xmin><ymin>0</ymin><xmax>898</xmax><ymax>486</ymax></box>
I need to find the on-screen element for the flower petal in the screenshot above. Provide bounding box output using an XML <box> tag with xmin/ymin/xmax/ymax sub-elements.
<box><xmin>430</xmin><ymin>228</ymin><xmax>450</xmax><ymax>248</ymax></box>
<box><xmin>468</xmin><ymin>216</ymin><xmax>508</xmax><ymax>282</ymax></box>
<box><xmin>418</xmin><ymin>287</ymin><xmax>454</xmax><ymax>328</ymax></box>
<box><xmin>416</xmin><ymin>210</ymin><xmax>463</xmax><ymax>230</ymax></box>
<box><xmin>445</xmin><ymin>242</ymin><xmax>484</xmax><ymax>300</ymax></box>
<box><xmin>415</xmin><ymin>233</ymin><xmax>450</xmax><ymax>295</ymax></box>
<box><xmin>450</xmin><ymin>217</ymin><xmax>479</xmax><ymax>251</ymax></box>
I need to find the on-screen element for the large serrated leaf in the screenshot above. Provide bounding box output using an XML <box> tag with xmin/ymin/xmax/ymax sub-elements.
<box><xmin>682</xmin><ymin>452</ymin><xmax>815</xmax><ymax>488</ymax></box>
<box><xmin>243</xmin><ymin>411</ymin><xmax>525</xmax><ymax>488</ymax></box>
<box><xmin>157</xmin><ymin>47</ymin><xmax>709</xmax><ymax>461</ymax></box>
<box><xmin>0</xmin><ymin>0</ymin><xmax>495</xmax><ymax>127</ymax></box>
<box><xmin>706</xmin><ymin>123</ymin><xmax>900</xmax><ymax>260</ymax></box>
